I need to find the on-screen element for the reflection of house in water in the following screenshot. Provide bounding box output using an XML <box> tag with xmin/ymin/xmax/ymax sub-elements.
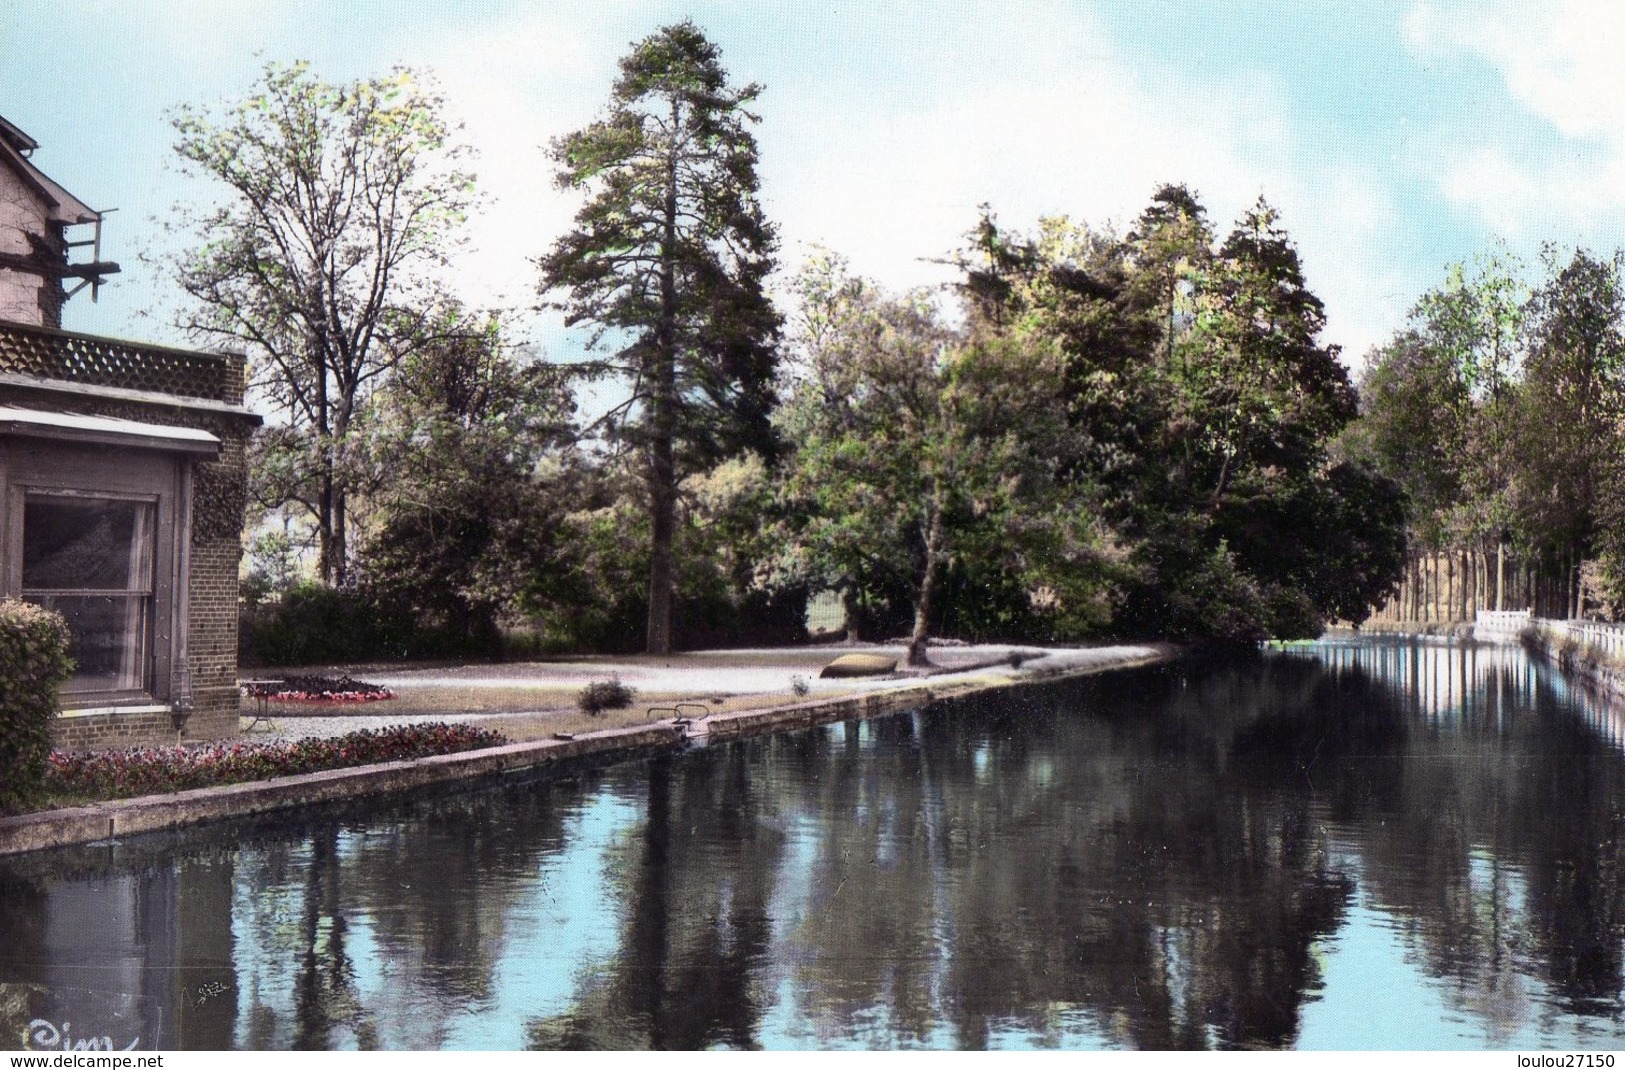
<box><xmin>0</xmin><ymin>114</ymin><xmax>258</xmax><ymax>748</ymax></box>
<box><xmin>1</xmin><ymin>850</ymin><xmax>237</xmax><ymax>1050</ymax></box>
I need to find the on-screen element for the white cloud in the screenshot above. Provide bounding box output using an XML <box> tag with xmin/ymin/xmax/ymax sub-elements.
<box><xmin>1407</xmin><ymin>0</ymin><xmax>1625</xmax><ymax>141</ymax></box>
<box><xmin>1405</xmin><ymin>0</ymin><xmax>1625</xmax><ymax>241</ymax></box>
<box><xmin>401</xmin><ymin>12</ymin><xmax>607</xmax><ymax>330</ymax></box>
<box><xmin>751</xmin><ymin>5</ymin><xmax>1392</xmax><ymax>361</ymax></box>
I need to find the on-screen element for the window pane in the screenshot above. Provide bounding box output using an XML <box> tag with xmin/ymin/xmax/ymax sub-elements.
<box><xmin>27</xmin><ymin>594</ymin><xmax>149</xmax><ymax>694</ymax></box>
<box><xmin>22</xmin><ymin>496</ymin><xmax>155</xmax><ymax>591</ymax></box>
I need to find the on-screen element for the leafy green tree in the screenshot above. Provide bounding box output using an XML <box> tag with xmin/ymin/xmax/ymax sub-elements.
<box><xmin>1349</xmin><ymin>331</ymin><xmax>1469</xmax><ymax>548</ymax></box>
<box><xmin>168</xmin><ymin>61</ymin><xmax>475</xmax><ymax>585</ymax></box>
<box><xmin>1124</xmin><ymin>183</ymin><xmax>1212</xmax><ymax>372</ymax></box>
<box><xmin>1594</xmin><ymin>458</ymin><xmax>1625</xmax><ymax>616</ymax></box>
<box><xmin>544</xmin><ymin>453</ymin><xmax>803</xmax><ymax>652</ymax></box>
<box><xmin>1195</xmin><ymin>199</ymin><xmax>1358</xmax><ymax>503</ymax></box>
<box><xmin>1512</xmin><ymin>248</ymin><xmax>1625</xmax><ymax>612</ymax></box>
<box><xmin>358</xmin><ymin>310</ymin><xmax>576</xmax><ymax>651</ymax></box>
<box><xmin>1410</xmin><ymin>250</ymin><xmax>1526</xmax><ymax>557</ymax></box>
<box><xmin>539</xmin><ymin>21</ymin><xmax>780</xmax><ymax>655</ymax></box>
<box><xmin>969</xmin><ymin>194</ymin><xmax>1400</xmax><ymax>638</ymax></box>
<box><xmin>772</xmin><ymin>255</ymin><xmax>1111</xmax><ymax>663</ymax></box>
<box><xmin>1346</xmin><ymin>248</ymin><xmax>1530</xmax><ymax>616</ymax></box>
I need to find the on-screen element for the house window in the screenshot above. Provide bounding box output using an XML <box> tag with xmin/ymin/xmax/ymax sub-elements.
<box><xmin>22</xmin><ymin>493</ymin><xmax>157</xmax><ymax>697</ymax></box>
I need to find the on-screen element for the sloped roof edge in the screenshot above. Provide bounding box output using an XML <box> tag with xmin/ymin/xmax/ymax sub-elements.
<box><xmin>0</xmin><ymin>404</ymin><xmax>222</xmax><ymax>456</ymax></box>
<box><xmin>0</xmin><ymin>115</ymin><xmax>38</xmax><ymax>154</ymax></box>
<box><xmin>0</xmin><ymin>124</ymin><xmax>99</xmax><ymax>225</ymax></box>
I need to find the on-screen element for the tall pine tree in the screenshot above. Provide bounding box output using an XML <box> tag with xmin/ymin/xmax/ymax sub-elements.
<box><xmin>540</xmin><ymin>22</ymin><xmax>780</xmax><ymax>653</ymax></box>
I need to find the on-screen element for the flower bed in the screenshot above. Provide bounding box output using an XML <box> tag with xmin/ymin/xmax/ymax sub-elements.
<box><xmin>246</xmin><ymin>674</ymin><xmax>395</xmax><ymax>703</ymax></box>
<box><xmin>46</xmin><ymin>723</ymin><xmax>505</xmax><ymax>801</ymax></box>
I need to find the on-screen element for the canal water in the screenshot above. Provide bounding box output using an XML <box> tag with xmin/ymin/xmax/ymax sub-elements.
<box><xmin>6</xmin><ymin>637</ymin><xmax>1625</xmax><ymax>1051</ymax></box>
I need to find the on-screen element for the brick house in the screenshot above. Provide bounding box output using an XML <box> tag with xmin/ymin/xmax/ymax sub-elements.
<box><xmin>0</xmin><ymin>115</ymin><xmax>258</xmax><ymax>749</ymax></box>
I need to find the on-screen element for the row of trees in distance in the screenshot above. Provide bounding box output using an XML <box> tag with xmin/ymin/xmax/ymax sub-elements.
<box><xmin>168</xmin><ymin>23</ymin><xmax>1412</xmax><ymax>662</ymax></box>
<box><xmin>1351</xmin><ymin>244</ymin><xmax>1625</xmax><ymax>618</ymax></box>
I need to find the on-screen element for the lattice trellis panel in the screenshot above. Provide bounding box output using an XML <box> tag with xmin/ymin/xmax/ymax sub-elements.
<box><xmin>0</xmin><ymin>320</ymin><xmax>233</xmax><ymax>401</ymax></box>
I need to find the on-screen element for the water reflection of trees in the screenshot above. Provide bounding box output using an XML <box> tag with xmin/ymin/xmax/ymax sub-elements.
<box><xmin>0</xmin><ymin>843</ymin><xmax>238</xmax><ymax>1050</ymax></box>
<box><xmin>523</xmin><ymin>667</ymin><xmax>1376</xmax><ymax>1049</ymax></box>
<box><xmin>1171</xmin><ymin>647</ymin><xmax>1625</xmax><ymax>1041</ymax></box>
<box><xmin>916</xmin><ymin>669</ymin><xmax>1361</xmax><ymax>1050</ymax></box>
<box><xmin>1267</xmin><ymin>642</ymin><xmax>1625</xmax><ymax>1037</ymax></box>
<box><xmin>527</xmin><ymin>748</ymin><xmax>787</xmax><ymax>1049</ymax></box>
<box><xmin>232</xmin><ymin>778</ymin><xmax>593</xmax><ymax>1049</ymax></box>
<box><xmin>6</xmin><ymin>640</ymin><xmax>1625</xmax><ymax>1050</ymax></box>
<box><xmin>530</xmin><ymin>645</ymin><xmax>1625</xmax><ymax>1049</ymax></box>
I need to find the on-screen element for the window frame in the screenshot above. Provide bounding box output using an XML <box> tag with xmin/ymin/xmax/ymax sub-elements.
<box><xmin>2</xmin><ymin>440</ymin><xmax>186</xmax><ymax>709</ymax></box>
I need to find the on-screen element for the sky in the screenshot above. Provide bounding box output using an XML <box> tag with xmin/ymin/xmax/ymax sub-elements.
<box><xmin>3</xmin><ymin>0</ymin><xmax>1624</xmax><ymax>373</ymax></box>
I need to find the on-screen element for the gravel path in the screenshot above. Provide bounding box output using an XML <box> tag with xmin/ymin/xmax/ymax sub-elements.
<box><xmin>240</xmin><ymin>642</ymin><xmax>1171</xmax><ymax>743</ymax></box>
<box><xmin>241</xmin><ymin>709</ymin><xmax>502</xmax><ymax>744</ymax></box>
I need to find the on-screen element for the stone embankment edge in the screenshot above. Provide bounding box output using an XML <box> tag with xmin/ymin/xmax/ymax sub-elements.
<box><xmin>1518</xmin><ymin>629</ymin><xmax>1625</xmax><ymax>705</ymax></box>
<box><xmin>0</xmin><ymin>646</ymin><xmax>1177</xmax><ymax>857</ymax></box>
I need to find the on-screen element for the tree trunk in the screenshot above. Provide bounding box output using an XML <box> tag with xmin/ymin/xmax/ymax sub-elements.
<box><xmin>841</xmin><ymin>583</ymin><xmax>861</xmax><ymax>643</ymax></box>
<box><xmin>1447</xmin><ymin>552</ymin><xmax>1455</xmax><ymax>622</ymax></box>
<box><xmin>645</xmin><ymin>117</ymin><xmax>682</xmax><ymax>657</ymax></box>
<box><xmin>1572</xmin><ymin>545</ymin><xmax>1583</xmax><ymax>620</ymax></box>
<box><xmin>317</xmin><ymin>470</ymin><xmax>336</xmax><ymax>586</ymax></box>
<box><xmin>1430</xmin><ymin>552</ymin><xmax>1439</xmax><ymax>622</ymax></box>
<box><xmin>646</xmin><ymin>464</ymin><xmax>676</xmax><ymax>655</ymax></box>
<box><xmin>907</xmin><ymin>494</ymin><xmax>946</xmax><ymax>667</ymax></box>
<box><xmin>331</xmin><ymin>485</ymin><xmax>348</xmax><ymax>588</ymax></box>
<box><xmin>1410</xmin><ymin>553</ymin><xmax>1420</xmax><ymax>622</ymax></box>
<box><xmin>1466</xmin><ymin>548</ymin><xmax>1475</xmax><ymax>619</ymax></box>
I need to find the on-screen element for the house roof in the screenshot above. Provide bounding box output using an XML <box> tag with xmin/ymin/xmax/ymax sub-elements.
<box><xmin>0</xmin><ymin>114</ymin><xmax>99</xmax><ymax>225</ymax></box>
<box><xmin>0</xmin><ymin>115</ymin><xmax>38</xmax><ymax>155</ymax></box>
<box><xmin>0</xmin><ymin>404</ymin><xmax>221</xmax><ymax>456</ymax></box>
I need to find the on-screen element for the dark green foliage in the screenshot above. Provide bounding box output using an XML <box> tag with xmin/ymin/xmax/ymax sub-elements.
<box><xmin>771</xmin><ymin>251</ymin><xmax>1113</xmax><ymax>660</ymax></box>
<box><xmin>540</xmin><ymin>21</ymin><xmax>782</xmax><ymax>654</ymax></box>
<box><xmin>538</xmin><ymin>459</ymin><xmax>808</xmax><ymax>653</ymax></box>
<box><xmin>356</xmin><ymin>311</ymin><xmax>577</xmax><ymax>651</ymax></box>
<box><xmin>960</xmin><ymin>193</ymin><xmax>1403</xmax><ymax>640</ymax></box>
<box><xmin>0</xmin><ymin>601</ymin><xmax>73</xmax><ymax>814</ymax></box>
<box><xmin>1595</xmin><ymin>450</ymin><xmax>1625</xmax><ymax>615</ymax></box>
<box><xmin>767</xmin><ymin>193</ymin><xmax>1406</xmax><ymax>645</ymax></box>
<box><xmin>1349</xmin><ymin>331</ymin><xmax>1470</xmax><ymax>547</ymax></box>
<box><xmin>240</xmin><ymin>582</ymin><xmax>436</xmax><ymax>666</ymax></box>
<box><xmin>577</xmin><ymin>677</ymin><xmax>636</xmax><ymax>714</ymax></box>
<box><xmin>1351</xmin><ymin>245</ymin><xmax>1625</xmax><ymax>618</ymax></box>
<box><xmin>1513</xmin><ymin>249</ymin><xmax>1625</xmax><ymax>560</ymax></box>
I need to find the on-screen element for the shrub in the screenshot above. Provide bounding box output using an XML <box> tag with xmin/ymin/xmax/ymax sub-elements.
<box><xmin>240</xmin><ymin>581</ymin><xmax>408</xmax><ymax>666</ymax></box>
<box><xmin>0</xmin><ymin>601</ymin><xmax>73</xmax><ymax>814</ymax></box>
<box><xmin>578</xmin><ymin>676</ymin><xmax>636</xmax><ymax>714</ymax></box>
<box><xmin>45</xmin><ymin>723</ymin><xmax>505</xmax><ymax>802</ymax></box>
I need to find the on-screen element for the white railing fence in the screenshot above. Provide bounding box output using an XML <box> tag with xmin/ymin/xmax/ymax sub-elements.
<box><xmin>1474</xmin><ymin>610</ymin><xmax>1531</xmax><ymax>641</ymax></box>
<box><xmin>1551</xmin><ymin>620</ymin><xmax>1625</xmax><ymax>661</ymax></box>
<box><xmin>1475</xmin><ymin>610</ymin><xmax>1625</xmax><ymax>661</ymax></box>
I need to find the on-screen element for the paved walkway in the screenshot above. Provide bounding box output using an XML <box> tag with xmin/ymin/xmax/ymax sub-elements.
<box><xmin>241</xmin><ymin>642</ymin><xmax>1168</xmax><ymax>743</ymax></box>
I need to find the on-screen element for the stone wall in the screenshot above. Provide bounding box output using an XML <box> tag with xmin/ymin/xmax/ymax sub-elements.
<box><xmin>0</xmin><ymin>164</ymin><xmax>55</xmax><ymax>327</ymax></box>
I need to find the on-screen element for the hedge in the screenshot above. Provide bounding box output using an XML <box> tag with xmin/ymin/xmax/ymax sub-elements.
<box><xmin>0</xmin><ymin>600</ymin><xmax>73</xmax><ymax>813</ymax></box>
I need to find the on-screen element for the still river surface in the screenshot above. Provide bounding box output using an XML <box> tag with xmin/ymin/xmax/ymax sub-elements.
<box><xmin>7</xmin><ymin>637</ymin><xmax>1625</xmax><ymax>1050</ymax></box>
